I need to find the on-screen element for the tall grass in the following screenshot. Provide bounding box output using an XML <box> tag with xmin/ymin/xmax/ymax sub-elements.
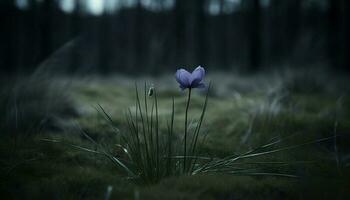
<box><xmin>115</xmin><ymin>83</ymin><xmax>210</xmax><ymax>183</ymax></box>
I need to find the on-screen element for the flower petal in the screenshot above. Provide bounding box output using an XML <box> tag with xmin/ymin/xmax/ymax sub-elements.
<box><xmin>175</xmin><ymin>69</ymin><xmax>192</xmax><ymax>88</ymax></box>
<box><xmin>191</xmin><ymin>66</ymin><xmax>205</xmax><ymax>86</ymax></box>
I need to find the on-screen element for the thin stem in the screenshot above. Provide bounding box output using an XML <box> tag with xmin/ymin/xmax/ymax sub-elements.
<box><xmin>166</xmin><ymin>97</ymin><xmax>175</xmax><ymax>176</ymax></box>
<box><xmin>144</xmin><ymin>83</ymin><xmax>150</xmax><ymax>140</ymax></box>
<box><xmin>155</xmin><ymin>89</ymin><xmax>159</xmax><ymax>179</ymax></box>
<box><xmin>184</xmin><ymin>88</ymin><xmax>192</xmax><ymax>173</ymax></box>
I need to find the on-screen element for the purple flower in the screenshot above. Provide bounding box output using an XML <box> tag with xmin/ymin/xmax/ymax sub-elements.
<box><xmin>175</xmin><ymin>66</ymin><xmax>206</xmax><ymax>90</ymax></box>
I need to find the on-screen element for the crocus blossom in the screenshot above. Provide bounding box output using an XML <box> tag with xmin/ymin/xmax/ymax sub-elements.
<box><xmin>175</xmin><ymin>66</ymin><xmax>206</xmax><ymax>90</ymax></box>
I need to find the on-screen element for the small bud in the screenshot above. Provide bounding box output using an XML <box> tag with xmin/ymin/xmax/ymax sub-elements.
<box><xmin>148</xmin><ymin>86</ymin><xmax>154</xmax><ymax>97</ymax></box>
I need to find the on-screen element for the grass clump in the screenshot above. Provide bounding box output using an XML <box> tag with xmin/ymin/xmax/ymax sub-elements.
<box><xmin>78</xmin><ymin>83</ymin><xmax>210</xmax><ymax>184</ymax></box>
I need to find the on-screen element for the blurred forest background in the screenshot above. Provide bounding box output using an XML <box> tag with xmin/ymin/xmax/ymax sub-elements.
<box><xmin>0</xmin><ymin>0</ymin><xmax>349</xmax><ymax>75</ymax></box>
<box><xmin>2</xmin><ymin>1</ymin><xmax>350</xmax><ymax>199</ymax></box>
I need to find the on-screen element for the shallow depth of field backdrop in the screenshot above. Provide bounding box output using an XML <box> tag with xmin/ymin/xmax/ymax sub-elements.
<box><xmin>1</xmin><ymin>0</ymin><xmax>350</xmax><ymax>199</ymax></box>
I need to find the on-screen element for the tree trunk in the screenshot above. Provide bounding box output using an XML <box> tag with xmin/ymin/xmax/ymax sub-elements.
<box><xmin>249</xmin><ymin>0</ymin><xmax>261</xmax><ymax>72</ymax></box>
<box><xmin>328</xmin><ymin>0</ymin><xmax>340</xmax><ymax>69</ymax></box>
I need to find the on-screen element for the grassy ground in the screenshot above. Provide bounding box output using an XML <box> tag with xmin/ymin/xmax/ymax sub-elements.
<box><xmin>1</xmin><ymin>71</ymin><xmax>350</xmax><ymax>199</ymax></box>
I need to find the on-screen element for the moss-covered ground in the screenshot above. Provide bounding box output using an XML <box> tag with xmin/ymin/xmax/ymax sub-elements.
<box><xmin>1</xmin><ymin>72</ymin><xmax>350</xmax><ymax>199</ymax></box>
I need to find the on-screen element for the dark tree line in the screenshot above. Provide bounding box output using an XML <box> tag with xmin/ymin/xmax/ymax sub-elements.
<box><xmin>0</xmin><ymin>0</ymin><xmax>349</xmax><ymax>75</ymax></box>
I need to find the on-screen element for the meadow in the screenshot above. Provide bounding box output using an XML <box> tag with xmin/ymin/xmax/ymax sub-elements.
<box><xmin>1</xmin><ymin>68</ymin><xmax>350</xmax><ymax>199</ymax></box>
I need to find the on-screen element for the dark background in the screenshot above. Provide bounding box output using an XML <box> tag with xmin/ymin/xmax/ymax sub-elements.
<box><xmin>0</xmin><ymin>0</ymin><xmax>349</xmax><ymax>75</ymax></box>
<box><xmin>1</xmin><ymin>2</ymin><xmax>350</xmax><ymax>199</ymax></box>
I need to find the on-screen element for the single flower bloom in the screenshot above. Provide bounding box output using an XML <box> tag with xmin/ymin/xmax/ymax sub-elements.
<box><xmin>175</xmin><ymin>66</ymin><xmax>206</xmax><ymax>90</ymax></box>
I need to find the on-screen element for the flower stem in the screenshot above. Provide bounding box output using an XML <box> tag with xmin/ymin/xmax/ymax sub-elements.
<box><xmin>184</xmin><ymin>88</ymin><xmax>192</xmax><ymax>173</ymax></box>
